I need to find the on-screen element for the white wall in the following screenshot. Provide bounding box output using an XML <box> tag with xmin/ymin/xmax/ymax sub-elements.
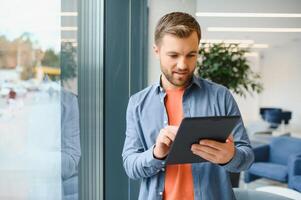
<box><xmin>195</xmin><ymin>0</ymin><xmax>301</xmax><ymax>13</ymax></box>
<box><xmin>147</xmin><ymin>0</ymin><xmax>196</xmax><ymax>85</ymax></box>
<box><xmin>259</xmin><ymin>41</ymin><xmax>301</xmax><ymax>133</ymax></box>
<box><xmin>232</xmin><ymin>55</ymin><xmax>261</xmax><ymax>123</ymax></box>
<box><xmin>233</xmin><ymin>42</ymin><xmax>301</xmax><ymax>137</ymax></box>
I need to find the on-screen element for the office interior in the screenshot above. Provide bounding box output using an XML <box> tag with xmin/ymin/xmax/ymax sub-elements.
<box><xmin>0</xmin><ymin>0</ymin><xmax>301</xmax><ymax>199</ymax></box>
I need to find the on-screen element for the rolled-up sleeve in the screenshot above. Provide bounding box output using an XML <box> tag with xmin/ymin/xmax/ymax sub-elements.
<box><xmin>122</xmin><ymin>96</ymin><xmax>165</xmax><ymax>180</ymax></box>
<box><xmin>221</xmin><ymin>90</ymin><xmax>254</xmax><ymax>172</ymax></box>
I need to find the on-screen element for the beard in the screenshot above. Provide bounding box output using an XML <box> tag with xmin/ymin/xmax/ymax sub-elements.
<box><xmin>161</xmin><ymin>66</ymin><xmax>194</xmax><ymax>88</ymax></box>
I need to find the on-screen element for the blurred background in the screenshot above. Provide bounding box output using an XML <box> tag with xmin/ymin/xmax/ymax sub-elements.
<box><xmin>0</xmin><ymin>0</ymin><xmax>300</xmax><ymax>199</ymax></box>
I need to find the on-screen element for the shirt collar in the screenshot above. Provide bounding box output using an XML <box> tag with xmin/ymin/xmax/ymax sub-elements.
<box><xmin>155</xmin><ymin>75</ymin><xmax>202</xmax><ymax>94</ymax></box>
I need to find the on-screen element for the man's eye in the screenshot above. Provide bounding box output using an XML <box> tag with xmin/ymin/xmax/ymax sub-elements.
<box><xmin>187</xmin><ymin>54</ymin><xmax>196</xmax><ymax>58</ymax></box>
<box><xmin>169</xmin><ymin>55</ymin><xmax>178</xmax><ymax>58</ymax></box>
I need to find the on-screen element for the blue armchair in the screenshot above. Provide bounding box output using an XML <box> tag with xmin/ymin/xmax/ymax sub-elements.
<box><xmin>259</xmin><ymin>107</ymin><xmax>292</xmax><ymax>129</ymax></box>
<box><xmin>244</xmin><ymin>136</ymin><xmax>301</xmax><ymax>191</ymax></box>
<box><xmin>288</xmin><ymin>154</ymin><xmax>301</xmax><ymax>192</ymax></box>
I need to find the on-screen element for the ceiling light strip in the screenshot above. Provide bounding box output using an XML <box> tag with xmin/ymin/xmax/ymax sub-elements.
<box><xmin>207</xmin><ymin>27</ymin><xmax>301</xmax><ymax>32</ymax></box>
<box><xmin>196</xmin><ymin>12</ymin><xmax>301</xmax><ymax>18</ymax></box>
<box><xmin>61</xmin><ymin>12</ymin><xmax>78</xmax><ymax>16</ymax></box>
<box><xmin>61</xmin><ymin>38</ymin><xmax>77</xmax><ymax>43</ymax></box>
<box><xmin>61</xmin><ymin>27</ymin><xmax>78</xmax><ymax>31</ymax></box>
<box><xmin>201</xmin><ymin>39</ymin><xmax>254</xmax><ymax>44</ymax></box>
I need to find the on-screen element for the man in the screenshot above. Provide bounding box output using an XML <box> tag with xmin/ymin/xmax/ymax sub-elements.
<box><xmin>122</xmin><ymin>12</ymin><xmax>254</xmax><ymax>200</ymax></box>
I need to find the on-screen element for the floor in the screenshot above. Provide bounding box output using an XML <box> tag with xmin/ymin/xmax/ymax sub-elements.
<box><xmin>239</xmin><ymin>172</ymin><xmax>287</xmax><ymax>190</ymax></box>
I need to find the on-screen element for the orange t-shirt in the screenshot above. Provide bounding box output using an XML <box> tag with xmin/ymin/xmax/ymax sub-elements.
<box><xmin>163</xmin><ymin>88</ymin><xmax>194</xmax><ymax>200</ymax></box>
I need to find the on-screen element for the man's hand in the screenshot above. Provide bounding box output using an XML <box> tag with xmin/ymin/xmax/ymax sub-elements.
<box><xmin>153</xmin><ymin>126</ymin><xmax>178</xmax><ymax>159</ymax></box>
<box><xmin>191</xmin><ymin>135</ymin><xmax>235</xmax><ymax>164</ymax></box>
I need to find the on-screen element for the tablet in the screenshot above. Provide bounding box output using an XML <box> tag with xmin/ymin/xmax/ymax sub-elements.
<box><xmin>166</xmin><ymin>116</ymin><xmax>240</xmax><ymax>165</ymax></box>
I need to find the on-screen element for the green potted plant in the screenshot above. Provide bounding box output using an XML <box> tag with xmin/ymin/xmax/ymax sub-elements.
<box><xmin>197</xmin><ymin>43</ymin><xmax>263</xmax><ymax>97</ymax></box>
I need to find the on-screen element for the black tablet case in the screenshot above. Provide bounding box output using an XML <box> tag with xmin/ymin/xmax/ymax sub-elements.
<box><xmin>166</xmin><ymin>116</ymin><xmax>240</xmax><ymax>165</ymax></box>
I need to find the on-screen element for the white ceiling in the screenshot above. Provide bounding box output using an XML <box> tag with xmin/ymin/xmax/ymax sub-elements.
<box><xmin>196</xmin><ymin>0</ymin><xmax>301</xmax><ymax>49</ymax></box>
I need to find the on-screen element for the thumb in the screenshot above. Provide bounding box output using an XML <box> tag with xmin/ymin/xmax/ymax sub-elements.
<box><xmin>226</xmin><ymin>134</ymin><xmax>234</xmax><ymax>143</ymax></box>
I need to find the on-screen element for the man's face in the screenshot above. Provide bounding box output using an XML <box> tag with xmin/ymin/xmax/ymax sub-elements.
<box><xmin>154</xmin><ymin>31</ymin><xmax>199</xmax><ymax>89</ymax></box>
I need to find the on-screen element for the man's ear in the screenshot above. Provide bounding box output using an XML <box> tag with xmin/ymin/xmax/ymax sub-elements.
<box><xmin>153</xmin><ymin>44</ymin><xmax>160</xmax><ymax>59</ymax></box>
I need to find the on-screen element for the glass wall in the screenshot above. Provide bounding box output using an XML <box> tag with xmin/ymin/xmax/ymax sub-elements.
<box><xmin>61</xmin><ymin>0</ymin><xmax>78</xmax><ymax>94</ymax></box>
<box><xmin>0</xmin><ymin>0</ymin><xmax>79</xmax><ymax>199</ymax></box>
<box><xmin>0</xmin><ymin>0</ymin><xmax>149</xmax><ymax>199</ymax></box>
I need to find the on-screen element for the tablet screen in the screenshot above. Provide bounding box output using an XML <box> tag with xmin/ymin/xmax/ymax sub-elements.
<box><xmin>166</xmin><ymin>116</ymin><xmax>240</xmax><ymax>165</ymax></box>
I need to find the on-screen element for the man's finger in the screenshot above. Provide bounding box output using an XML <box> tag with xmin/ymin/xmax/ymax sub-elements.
<box><xmin>164</xmin><ymin>128</ymin><xmax>176</xmax><ymax>141</ymax></box>
<box><xmin>162</xmin><ymin>136</ymin><xmax>172</xmax><ymax>146</ymax></box>
<box><xmin>192</xmin><ymin>149</ymin><xmax>216</xmax><ymax>163</ymax></box>
<box><xmin>166</xmin><ymin>131</ymin><xmax>176</xmax><ymax>141</ymax></box>
<box><xmin>199</xmin><ymin>139</ymin><xmax>223</xmax><ymax>151</ymax></box>
<box><xmin>192</xmin><ymin>144</ymin><xmax>219</xmax><ymax>155</ymax></box>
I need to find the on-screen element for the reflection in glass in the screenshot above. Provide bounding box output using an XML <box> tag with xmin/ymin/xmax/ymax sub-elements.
<box><xmin>60</xmin><ymin>1</ymin><xmax>80</xmax><ymax>198</ymax></box>
<box><xmin>61</xmin><ymin>89</ymin><xmax>80</xmax><ymax>200</ymax></box>
<box><xmin>0</xmin><ymin>0</ymin><xmax>79</xmax><ymax>199</ymax></box>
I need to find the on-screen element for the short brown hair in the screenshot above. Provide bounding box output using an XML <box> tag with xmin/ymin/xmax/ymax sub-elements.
<box><xmin>154</xmin><ymin>12</ymin><xmax>201</xmax><ymax>45</ymax></box>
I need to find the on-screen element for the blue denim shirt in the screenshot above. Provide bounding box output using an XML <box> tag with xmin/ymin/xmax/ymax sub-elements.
<box><xmin>122</xmin><ymin>76</ymin><xmax>254</xmax><ymax>200</ymax></box>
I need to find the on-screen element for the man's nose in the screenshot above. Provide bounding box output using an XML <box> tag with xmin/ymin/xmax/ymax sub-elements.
<box><xmin>177</xmin><ymin>57</ymin><xmax>188</xmax><ymax>70</ymax></box>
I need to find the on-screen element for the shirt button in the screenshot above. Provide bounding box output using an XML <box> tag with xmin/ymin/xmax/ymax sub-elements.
<box><xmin>159</xmin><ymin>192</ymin><xmax>163</xmax><ymax>196</ymax></box>
<box><xmin>161</xmin><ymin>168</ymin><xmax>165</xmax><ymax>171</ymax></box>
<box><xmin>164</xmin><ymin>120</ymin><xmax>167</xmax><ymax>124</ymax></box>
<box><xmin>162</xmin><ymin>161</ymin><xmax>165</xmax><ymax>165</ymax></box>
